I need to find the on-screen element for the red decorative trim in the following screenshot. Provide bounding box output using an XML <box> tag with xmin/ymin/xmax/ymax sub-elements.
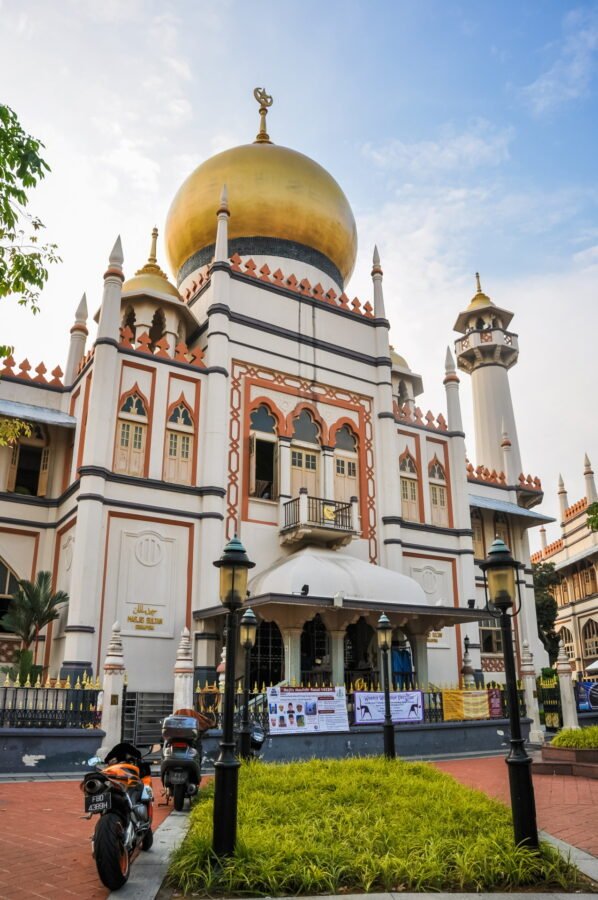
<box><xmin>248</xmin><ymin>395</ymin><xmax>286</xmax><ymax>435</ymax></box>
<box><xmin>328</xmin><ymin>417</ymin><xmax>359</xmax><ymax>447</ymax></box>
<box><xmin>285</xmin><ymin>401</ymin><xmax>329</xmax><ymax>444</ymax></box>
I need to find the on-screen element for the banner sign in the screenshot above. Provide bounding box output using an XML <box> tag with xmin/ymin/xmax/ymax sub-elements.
<box><xmin>353</xmin><ymin>690</ymin><xmax>424</xmax><ymax>725</ymax></box>
<box><xmin>488</xmin><ymin>688</ymin><xmax>504</xmax><ymax>719</ymax></box>
<box><xmin>266</xmin><ymin>686</ymin><xmax>349</xmax><ymax>734</ymax></box>
<box><xmin>575</xmin><ymin>681</ymin><xmax>598</xmax><ymax>712</ymax></box>
<box><xmin>443</xmin><ymin>689</ymin><xmax>490</xmax><ymax>721</ymax></box>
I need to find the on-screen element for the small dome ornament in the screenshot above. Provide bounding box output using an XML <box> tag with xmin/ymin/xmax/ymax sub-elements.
<box><xmin>254</xmin><ymin>87</ymin><xmax>273</xmax><ymax>143</ymax></box>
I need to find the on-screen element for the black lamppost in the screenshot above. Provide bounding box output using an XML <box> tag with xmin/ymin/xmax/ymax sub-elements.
<box><xmin>212</xmin><ymin>535</ymin><xmax>255</xmax><ymax>857</ymax></box>
<box><xmin>239</xmin><ymin>607</ymin><xmax>258</xmax><ymax>760</ymax></box>
<box><xmin>479</xmin><ymin>538</ymin><xmax>538</xmax><ymax>849</ymax></box>
<box><xmin>377</xmin><ymin>613</ymin><xmax>396</xmax><ymax>759</ymax></box>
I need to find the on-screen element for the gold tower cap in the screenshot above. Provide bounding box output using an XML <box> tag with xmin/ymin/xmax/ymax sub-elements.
<box><xmin>122</xmin><ymin>228</ymin><xmax>181</xmax><ymax>300</ymax></box>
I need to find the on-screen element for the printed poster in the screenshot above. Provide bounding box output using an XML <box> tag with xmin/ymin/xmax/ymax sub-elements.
<box><xmin>576</xmin><ymin>681</ymin><xmax>598</xmax><ymax>712</ymax></box>
<box><xmin>266</xmin><ymin>686</ymin><xmax>349</xmax><ymax>734</ymax></box>
<box><xmin>353</xmin><ymin>690</ymin><xmax>424</xmax><ymax>724</ymax></box>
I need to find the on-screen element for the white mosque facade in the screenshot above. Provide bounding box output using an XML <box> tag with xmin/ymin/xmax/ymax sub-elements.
<box><xmin>0</xmin><ymin>93</ymin><xmax>551</xmax><ymax>695</ymax></box>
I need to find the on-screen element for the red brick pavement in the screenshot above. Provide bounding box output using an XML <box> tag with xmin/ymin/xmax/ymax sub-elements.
<box><xmin>0</xmin><ymin>779</ymin><xmax>171</xmax><ymax>900</ymax></box>
<box><xmin>435</xmin><ymin>755</ymin><xmax>598</xmax><ymax>858</ymax></box>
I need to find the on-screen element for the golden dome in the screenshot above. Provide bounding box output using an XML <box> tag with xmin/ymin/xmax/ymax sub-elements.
<box><xmin>390</xmin><ymin>346</ymin><xmax>410</xmax><ymax>370</ymax></box>
<box><xmin>123</xmin><ymin>228</ymin><xmax>181</xmax><ymax>301</ymax></box>
<box><xmin>165</xmin><ymin>141</ymin><xmax>357</xmax><ymax>287</ymax></box>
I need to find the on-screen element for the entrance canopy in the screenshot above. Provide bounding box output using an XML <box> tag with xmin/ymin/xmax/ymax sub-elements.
<box><xmin>194</xmin><ymin>546</ymin><xmax>484</xmax><ymax>630</ymax></box>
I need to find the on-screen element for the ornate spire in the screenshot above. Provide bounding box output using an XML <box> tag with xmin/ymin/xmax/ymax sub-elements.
<box><xmin>253</xmin><ymin>87</ymin><xmax>273</xmax><ymax>143</ymax></box>
<box><xmin>148</xmin><ymin>226</ymin><xmax>158</xmax><ymax>265</ymax></box>
<box><xmin>109</xmin><ymin>235</ymin><xmax>123</xmax><ymax>269</ymax></box>
<box><xmin>132</xmin><ymin>228</ymin><xmax>171</xmax><ymax>284</ymax></box>
<box><xmin>214</xmin><ymin>184</ymin><xmax>230</xmax><ymax>262</ymax></box>
<box><xmin>371</xmin><ymin>245</ymin><xmax>385</xmax><ymax>317</ymax></box>
<box><xmin>475</xmin><ymin>272</ymin><xmax>482</xmax><ymax>294</ymax></box>
<box><xmin>75</xmin><ymin>292</ymin><xmax>88</xmax><ymax>323</ymax></box>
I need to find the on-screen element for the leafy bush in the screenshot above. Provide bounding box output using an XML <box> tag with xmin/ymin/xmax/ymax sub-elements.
<box><xmin>169</xmin><ymin>757</ymin><xmax>577</xmax><ymax>895</ymax></box>
<box><xmin>552</xmin><ymin>726</ymin><xmax>598</xmax><ymax>749</ymax></box>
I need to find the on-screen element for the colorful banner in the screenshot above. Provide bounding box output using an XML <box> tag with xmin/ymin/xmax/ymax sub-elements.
<box><xmin>442</xmin><ymin>689</ymin><xmax>490</xmax><ymax>721</ymax></box>
<box><xmin>266</xmin><ymin>686</ymin><xmax>349</xmax><ymax>734</ymax></box>
<box><xmin>575</xmin><ymin>681</ymin><xmax>598</xmax><ymax>712</ymax></box>
<box><xmin>353</xmin><ymin>691</ymin><xmax>424</xmax><ymax>725</ymax></box>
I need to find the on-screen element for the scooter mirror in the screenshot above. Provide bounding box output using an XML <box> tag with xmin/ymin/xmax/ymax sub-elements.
<box><xmin>87</xmin><ymin>756</ymin><xmax>103</xmax><ymax>766</ymax></box>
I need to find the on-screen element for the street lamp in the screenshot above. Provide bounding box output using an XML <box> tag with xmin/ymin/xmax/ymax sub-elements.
<box><xmin>212</xmin><ymin>535</ymin><xmax>255</xmax><ymax>857</ymax></box>
<box><xmin>479</xmin><ymin>538</ymin><xmax>538</xmax><ymax>849</ymax></box>
<box><xmin>377</xmin><ymin>613</ymin><xmax>396</xmax><ymax>759</ymax></box>
<box><xmin>239</xmin><ymin>607</ymin><xmax>258</xmax><ymax>760</ymax></box>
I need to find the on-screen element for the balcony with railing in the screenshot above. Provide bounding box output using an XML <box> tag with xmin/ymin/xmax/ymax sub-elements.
<box><xmin>280</xmin><ymin>489</ymin><xmax>359</xmax><ymax>547</ymax></box>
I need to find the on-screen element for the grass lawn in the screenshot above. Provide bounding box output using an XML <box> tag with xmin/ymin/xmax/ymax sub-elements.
<box><xmin>168</xmin><ymin>757</ymin><xmax>579</xmax><ymax>895</ymax></box>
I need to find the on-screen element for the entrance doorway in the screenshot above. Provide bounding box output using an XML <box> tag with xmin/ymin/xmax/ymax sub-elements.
<box><xmin>249</xmin><ymin>621</ymin><xmax>284</xmax><ymax>687</ymax></box>
<box><xmin>344</xmin><ymin>617</ymin><xmax>377</xmax><ymax>687</ymax></box>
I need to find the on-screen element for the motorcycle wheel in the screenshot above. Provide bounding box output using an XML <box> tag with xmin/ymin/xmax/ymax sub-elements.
<box><xmin>141</xmin><ymin>827</ymin><xmax>153</xmax><ymax>851</ymax></box>
<box><xmin>173</xmin><ymin>782</ymin><xmax>186</xmax><ymax>812</ymax></box>
<box><xmin>94</xmin><ymin>812</ymin><xmax>130</xmax><ymax>890</ymax></box>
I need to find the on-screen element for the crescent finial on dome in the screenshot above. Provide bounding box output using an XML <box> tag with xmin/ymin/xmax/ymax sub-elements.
<box><xmin>254</xmin><ymin>87</ymin><xmax>273</xmax><ymax>144</ymax></box>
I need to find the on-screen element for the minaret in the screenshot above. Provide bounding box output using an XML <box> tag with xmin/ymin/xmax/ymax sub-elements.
<box><xmin>558</xmin><ymin>474</ymin><xmax>569</xmax><ymax>521</ymax></box>
<box><xmin>584</xmin><ymin>454</ymin><xmax>597</xmax><ymax>503</ymax></box>
<box><xmin>454</xmin><ymin>274</ymin><xmax>521</xmax><ymax>478</ymax></box>
<box><xmin>64</xmin><ymin>293</ymin><xmax>88</xmax><ymax>384</ymax></box>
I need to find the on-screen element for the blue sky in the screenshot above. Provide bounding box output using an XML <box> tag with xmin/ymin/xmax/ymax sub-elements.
<box><xmin>1</xmin><ymin>0</ymin><xmax>597</xmax><ymax>547</ymax></box>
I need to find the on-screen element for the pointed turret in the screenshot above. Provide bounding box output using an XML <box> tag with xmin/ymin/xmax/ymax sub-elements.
<box><xmin>214</xmin><ymin>184</ymin><xmax>230</xmax><ymax>263</ymax></box>
<box><xmin>443</xmin><ymin>346</ymin><xmax>463</xmax><ymax>431</ymax></box>
<box><xmin>371</xmin><ymin>245</ymin><xmax>386</xmax><ymax>318</ymax></box>
<box><xmin>558</xmin><ymin>474</ymin><xmax>569</xmax><ymax>521</ymax></box>
<box><xmin>584</xmin><ymin>454</ymin><xmax>597</xmax><ymax>503</ymax></box>
<box><xmin>501</xmin><ymin>419</ymin><xmax>518</xmax><ymax>484</ymax></box>
<box><xmin>65</xmin><ymin>292</ymin><xmax>89</xmax><ymax>384</ymax></box>
<box><xmin>97</xmin><ymin>236</ymin><xmax>124</xmax><ymax>340</ymax></box>
<box><xmin>539</xmin><ymin>526</ymin><xmax>547</xmax><ymax>550</ymax></box>
<box><xmin>454</xmin><ymin>274</ymin><xmax>521</xmax><ymax>475</ymax></box>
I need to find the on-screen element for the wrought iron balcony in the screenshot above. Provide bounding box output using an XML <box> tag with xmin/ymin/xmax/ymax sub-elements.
<box><xmin>280</xmin><ymin>490</ymin><xmax>359</xmax><ymax>547</ymax></box>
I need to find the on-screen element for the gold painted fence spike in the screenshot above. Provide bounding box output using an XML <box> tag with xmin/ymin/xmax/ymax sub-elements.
<box><xmin>253</xmin><ymin>87</ymin><xmax>273</xmax><ymax>144</ymax></box>
<box><xmin>3</xmin><ymin>672</ymin><xmax>11</xmax><ymax>687</ymax></box>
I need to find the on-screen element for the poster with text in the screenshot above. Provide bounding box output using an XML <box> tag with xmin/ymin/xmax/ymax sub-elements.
<box><xmin>266</xmin><ymin>686</ymin><xmax>349</xmax><ymax>734</ymax></box>
<box><xmin>353</xmin><ymin>690</ymin><xmax>424</xmax><ymax>724</ymax></box>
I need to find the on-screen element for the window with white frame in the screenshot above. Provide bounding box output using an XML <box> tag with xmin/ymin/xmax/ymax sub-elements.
<box><xmin>480</xmin><ymin>616</ymin><xmax>503</xmax><ymax>654</ymax></box>
<box><xmin>0</xmin><ymin>558</ymin><xmax>19</xmax><ymax>634</ymax></box>
<box><xmin>583</xmin><ymin>619</ymin><xmax>598</xmax><ymax>660</ymax></box>
<box><xmin>114</xmin><ymin>392</ymin><xmax>148</xmax><ymax>477</ymax></box>
<box><xmin>471</xmin><ymin>508</ymin><xmax>485</xmax><ymax>559</ymax></box>
<box><xmin>7</xmin><ymin>423</ymin><xmax>50</xmax><ymax>497</ymax></box>
<box><xmin>399</xmin><ymin>451</ymin><xmax>419</xmax><ymax>521</ymax></box>
<box><xmin>164</xmin><ymin>401</ymin><xmax>194</xmax><ymax>485</ymax></box>
<box><xmin>290</xmin><ymin>410</ymin><xmax>320</xmax><ymax>496</ymax></box>
<box><xmin>334</xmin><ymin>425</ymin><xmax>358</xmax><ymax>503</ymax></box>
<box><xmin>428</xmin><ymin>456</ymin><xmax>448</xmax><ymax>527</ymax></box>
<box><xmin>249</xmin><ymin>405</ymin><xmax>278</xmax><ymax>500</ymax></box>
<box><xmin>559</xmin><ymin>626</ymin><xmax>575</xmax><ymax>659</ymax></box>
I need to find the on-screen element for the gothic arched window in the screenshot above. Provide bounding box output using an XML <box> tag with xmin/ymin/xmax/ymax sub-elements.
<box><xmin>164</xmin><ymin>401</ymin><xmax>194</xmax><ymax>485</ymax></box>
<box><xmin>583</xmin><ymin>619</ymin><xmax>598</xmax><ymax>660</ymax></box>
<box><xmin>400</xmin><ymin>450</ymin><xmax>419</xmax><ymax>522</ymax></box>
<box><xmin>290</xmin><ymin>410</ymin><xmax>320</xmax><ymax>497</ymax></box>
<box><xmin>334</xmin><ymin>425</ymin><xmax>358</xmax><ymax>503</ymax></box>
<box><xmin>559</xmin><ymin>626</ymin><xmax>574</xmax><ymax>659</ymax></box>
<box><xmin>114</xmin><ymin>390</ymin><xmax>148</xmax><ymax>477</ymax></box>
<box><xmin>249</xmin><ymin>404</ymin><xmax>278</xmax><ymax>500</ymax></box>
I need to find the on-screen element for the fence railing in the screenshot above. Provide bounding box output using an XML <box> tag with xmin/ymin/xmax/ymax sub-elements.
<box><xmin>307</xmin><ymin>496</ymin><xmax>353</xmax><ymax>530</ymax></box>
<box><xmin>194</xmin><ymin>681</ymin><xmax>526</xmax><ymax>733</ymax></box>
<box><xmin>0</xmin><ymin>673</ymin><xmax>101</xmax><ymax>729</ymax></box>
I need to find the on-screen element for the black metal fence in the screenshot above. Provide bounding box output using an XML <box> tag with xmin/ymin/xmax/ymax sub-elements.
<box><xmin>283</xmin><ymin>498</ymin><xmax>300</xmax><ymax>529</ymax></box>
<box><xmin>0</xmin><ymin>683</ymin><xmax>101</xmax><ymax>729</ymax></box>
<box><xmin>307</xmin><ymin>496</ymin><xmax>352</xmax><ymax>529</ymax></box>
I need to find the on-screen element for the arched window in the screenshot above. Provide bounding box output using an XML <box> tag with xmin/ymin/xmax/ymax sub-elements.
<box><xmin>291</xmin><ymin>410</ymin><xmax>320</xmax><ymax>497</ymax></box>
<box><xmin>249</xmin><ymin>404</ymin><xmax>278</xmax><ymax>500</ymax></box>
<box><xmin>7</xmin><ymin>423</ymin><xmax>50</xmax><ymax>497</ymax></box>
<box><xmin>164</xmin><ymin>401</ymin><xmax>194</xmax><ymax>485</ymax></box>
<box><xmin>114</xmin><ymin>390</ymin><xmax>148</xmax><ymax>477</ymax></box>
<box><xmin>399</xmin><ymin>450</ymin><xmax>419</xmax><ymax>522</ymax></box>
<box><xmin>301</xmin><ymin>614</ymin><xmax>330</xmax><ymax>685</ymax></box>
<box><xmin>475</xmin><ymin>317</ymin><xmax>485</xmax><ymax>330</ymax></box>
<box><xmin>494</xmin><ymin>513</ymin><xmax>510</xmax><ymax>547</ymax></box>
<box><xmin>334</xmin><ymin>425</ymin><xmax>358</xmax><ymax>503</ymax></box>
<box><xmin>249</xmin><ymin>620</ymin><xmax>284</xmax><ymax>687</ymax></box>
<box><xmin>122</xmin><ymin>306</ymin><xmax>136</xmax><ymax>334</ymax></box>
<box><xmin>471</xmin><ymin>508</ymin><xmax>485</xmax><ymax>559</ymax></box>
<box><xmin>583</xmin><ymin>619</ymin><xmax>598</xmax><ymax>660</ymax></box>
<box><xmin>149</xmin><ymin>308</ymin><xmax>166</xmax><ymax>351</ymax></box>
<box><xmin>0</xmin><ymin>558</ymin><xmax>20</xmax><ymax>634</ymax></box>
<box><xmin>581</xmin><ymin>564</ymin><xmax>597</xmax><ymax>597</ymax></box>
<box><xmin>428</xmin><ymin>455</ymin><xmax>448</xmax><ymax>527</ymax></box>
<box><xmin>559</xmin><ymin>626</ymin><xmax>575</xmax><ymax>659</ymax></box>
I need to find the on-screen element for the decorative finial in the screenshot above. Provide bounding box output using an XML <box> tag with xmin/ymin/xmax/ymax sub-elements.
<box><xmin>558</xmin><ymin>473</ymin><xmax>565</xmax><ymax>490</ymax></box>
<box><xmin>148</xmin><ymin>227</ymin><xmax>158</xmax><ymax>265</ymax></box>
<box><xmin>109</xmin><ymin>235</ymin><xmax>123</xmax><ymax>268</ymax></box>
<box><xmin>218</xmin><ymin>184</ymin><xmax>229</xmax><ymax>215</ymax></box>
<box><xmin>584</xmin><ymin>453</ymin><xmax>593</xmax><ymax>472</ymax></box>
<box><xmin>373</xmin><ymin>245</ymin><xmax>380</xmax><ymax>267</ymax></box>
<box><xmin>254</xmin><ymin>87</ymin><xmax>273</xmax><ymax>143</ymax></box>
<box><xmin>75</xmin><ymin>292</ymin><xmax>88</xmax><ymax>322</ymax></box>
<box><xmin>445</xmin><ymin>346</ymin><xmax>456</xmax><ymax>374</ymax></box>
<box><xmin>475</xmin><ymin>272</ymin><xmax>482</xmax><ymax>294</ymax></box>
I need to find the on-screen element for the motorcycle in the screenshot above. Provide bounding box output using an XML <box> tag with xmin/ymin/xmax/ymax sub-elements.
<box><xmin>160</xmin><ymin>711</ymin><xmax>208</xmax><ymax>811</ymax></box>
<box><xmin>81</xmin><ymin>741</ymin><xmax>156</xmax><ymax>891</ymax></box>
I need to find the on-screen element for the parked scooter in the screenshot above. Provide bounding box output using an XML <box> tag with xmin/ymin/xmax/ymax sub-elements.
<box><xmin>160</xmin><ymin>711</ymin><xmax>206</xmax><ymax>811</ymax></box>
<box><xmin>81</xmin><ymin>741</ymin><xmax>156</xmax><ymax>891</ymax></box>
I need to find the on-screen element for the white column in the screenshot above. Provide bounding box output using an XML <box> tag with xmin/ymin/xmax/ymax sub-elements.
<box><xmin>298</xmin><ymin>488</ymin><xmax>308</xmax><ymax>525</ymax></box>
<box><xmin>556</xmin><ymin>640</ymin><xmax>580</xmax><ymax>730</ymax></box>
<box><xmin>281</xmin><ymin>627</ymin><xmax>302</xmax><ymax>684</ymax></box>
<box><xmin>322</xmin><ymin>448</ymin><xmax>334</xmax><ymax>500</ymax></box>
<box><xmin>64</xmin><ymin>293</ymin><xmax>88</xmax><ymax>385</ymax></box>
<box><xmin>584</xmin><ymin>454</ymin><xmax>597</xmax><ymax>503</ymax></box>
<box><xmin>520</xmin><ymin>640</ymin><xmax>544</xmax><ymax>744</ymax></box>
<box><xmin>173</xmin><ymin>627</ymin><xmax>195</xmax><ymax>713</ymax></box>
<box><xmin>98</xmin><ymin>623</ymin><xmax>126</xmax><ymax>757</ymax></box>
<box><xmin>558</xmin><ymin>475</ymin><xmax>569</xmax><ymax>523</ymax></box>
<box><xmin>330</xmin><ymin>629</ymin><xmax>346</xmax><ymax>686</ymax></box>
<box><xmin>411</xmin><ymin>633</ymin><xmax>429</xmax><ymax>688</ymax></box>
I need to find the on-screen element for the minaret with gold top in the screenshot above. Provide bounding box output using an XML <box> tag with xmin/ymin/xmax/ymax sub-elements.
<box><xmin>453</xmin><ymin>274</ymin><xmax>522</xmax><ymax>478</ymax></box>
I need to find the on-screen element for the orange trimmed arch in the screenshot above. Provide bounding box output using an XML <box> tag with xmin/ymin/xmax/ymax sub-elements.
<box><xmin>248</xmin><ymin>396</ymin><xmax>285</xmax><ymax>435</ymax></box>
<box><xmin>118</xmin><ymin>382</ymin><xmax>150</xmax><ymax>417</ymax></box>
<box><xmin>166</xmin><ymin>392</ymin><xmax>195</xmax><ymax>427</ymax></box>
<box><xmin>399</xmin><ymin>447</ymin><xmax>418</xmax><ymax>473</ymax></box>
<box><xmin>329</xmin><ymin>417</ymin><xmax>359</xmax><ymax>448</ymax></box>
<box><xmin>285</xmin><ymin>401</ymin><xmax>328</xmax><ymax>444</ymax></box>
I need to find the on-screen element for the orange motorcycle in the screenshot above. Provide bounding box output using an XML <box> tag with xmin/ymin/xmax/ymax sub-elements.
<box><xmin>81</xmin><ymin>741</ymin><xmax>155</xmax><ymax>891</ymax></box>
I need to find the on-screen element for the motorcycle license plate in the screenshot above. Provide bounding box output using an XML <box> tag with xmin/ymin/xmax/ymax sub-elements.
<box><xmin>85</xmin><ymin>791</ymin><xmax>112</xmax><ymax>814</ymax></box>
<box><xmin>170</xmin><ymin>771</ymin><xmax>187</xmax><ymax>784</ymax></box>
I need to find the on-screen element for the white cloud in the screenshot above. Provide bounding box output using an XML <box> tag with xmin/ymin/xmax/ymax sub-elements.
<box><xmin>573</xmin><ymin>244</ymin><xmax>598</xmax><ymax>269</ymax></box>
<box><xmin>522</xmin><ymin>8</ymin><xmax>598</xmax><ymax>114</ymax></box>
<box><xmin>362</xmin><ymin>120</ymin><xmax>513</xmax><ymax>176</ymax></box>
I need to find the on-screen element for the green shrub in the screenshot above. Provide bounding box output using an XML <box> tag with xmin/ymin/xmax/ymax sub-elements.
<box><xmin>552</xmin><ymin>725</ymin><xmax>598</xmax><ymax>749</ymax></box>
<box><xmin>169</xmin><ymin>757</ymin><xmax>577</xmax><ymax>895</ymax></box>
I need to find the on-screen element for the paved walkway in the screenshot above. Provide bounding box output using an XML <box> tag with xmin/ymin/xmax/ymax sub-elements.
<box><xmin>0</xmin><ymin>778</ymin><xmax>171</xmax><ymax>900</ymax></box>
<box><xmin>435</xmin><ymin>755</ymin><xmax>598</xmax><ymax>859</ymax></box>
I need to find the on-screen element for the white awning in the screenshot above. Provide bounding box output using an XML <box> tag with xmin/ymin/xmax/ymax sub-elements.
<box><xmin>0</xmin><ymin>399</ymin><xmax>76</xmax><ymax>429</ymax></box>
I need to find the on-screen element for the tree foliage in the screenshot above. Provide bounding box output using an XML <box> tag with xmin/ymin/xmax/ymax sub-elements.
<box><xmin>532</xmin><ymin>561</ymin><xmax>560</xmax><ymax>663</ymax></box>
<box><xmin>3</xmin><ymin>570</ymin><xmax>68</xmax><ymax>650</ymax></box>
<box><xmin>587</xmin><ymin>501</ymin><xmax>598</xmax><ymax>532</ymax></box>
